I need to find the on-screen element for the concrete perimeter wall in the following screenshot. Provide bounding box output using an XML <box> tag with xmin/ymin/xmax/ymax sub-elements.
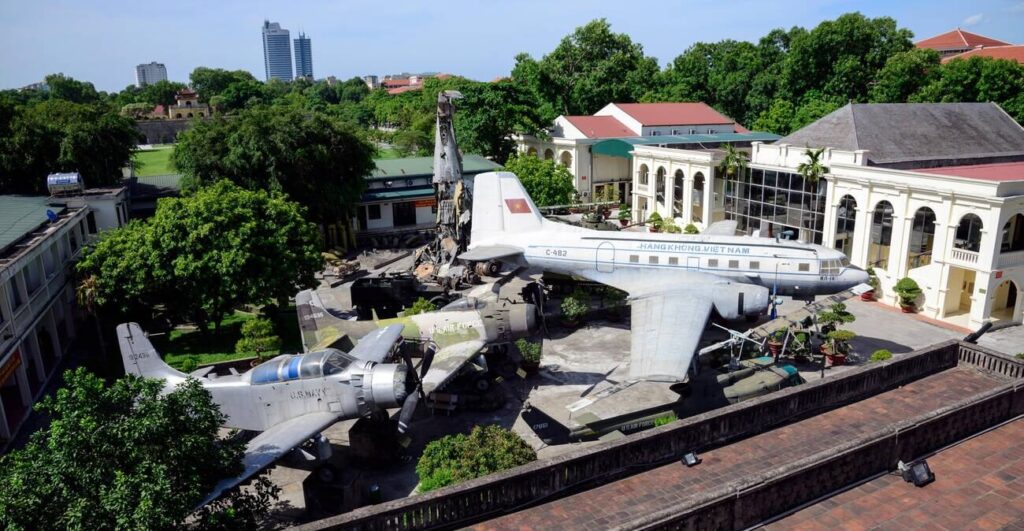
<box><xmin>298</xmin><ymin>340</ymin><xmax>1023</xmax><ymax>530</ymax></box>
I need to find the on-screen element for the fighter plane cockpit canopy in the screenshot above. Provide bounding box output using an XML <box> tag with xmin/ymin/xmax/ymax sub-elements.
<box><xmin>250</xmin><ymin>349</ymin><xmax>357</xmax><ymax>385</ymax></box>
<box><xmin>440</xmin><ymin>297</ymin><xmax>486</xmax><ymax>311</ymax></box>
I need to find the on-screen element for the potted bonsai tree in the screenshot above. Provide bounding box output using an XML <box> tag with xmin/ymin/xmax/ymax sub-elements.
<box><xmin>516</xmin><ymin>338</ymin><xmax>543</xmax><ymax>374</ymax></box>
<box><xmin>894</xmin><ymin>277</ymin><xmax>922</xmax><ymax>313</ymax></box>
<box><xmin>647</xmin><ymin>212</ymin><xmax>664</xmax><ymax>233</ymax></box>
<box><xmin>817</xmin><ymin>302</ymin><xmax>856</xmax><ymax>365</ymax></box>
<box><xmin>617</xmin><ymin>204</ymin><xmax>632</xmax><ymax>226</ymax></box>
<box><xmin>766</xmin><ymin>327</ymin><xmax>787</xmax><ymax>357</ymax></box>
<box><xmin>568</xmin><ymin>191</ymin><xmax>583</xmax><ymax>214</ymax></box>
<box><xmin>662</xmin><ymin>218</ymin><xmax>682</xmax><ymax>234</ymax></box>
<box><xmin>560</xmin><ymin>288</ymin><xmax>589</xmax><ymax>328</ymax></box>
<box><xmin>683</xmin><ymin>223</ymin><xmax>700</xmax><ymax>235</ymax></box>
<box><xmin>861</xmin><ymin>267</ymin><xmax>880</xmax><ymax>301</ymax></box>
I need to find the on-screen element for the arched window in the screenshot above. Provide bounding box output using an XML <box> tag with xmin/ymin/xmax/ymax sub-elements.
<box><xmin>175</xmin><ymin>113</ymin><xmax>182</xmax><ymax>118</ymax></box>
<box><xmin>526</xmin><ymin>147</ymin><xmax>538</xmax><ymax>157</ymax></box>
<box><xmin>955</xmin><ymin>214</ymin><xmax>984</xmax><ymax>252</ymax></box>
<box><xmin>187</xmin><ymin>113</ymin><xmax>193</xmax><ymax>118</ymax></box>
<box><xmin>692</xmin><ymin>172</ymin><xmax>705</xmax><ymax>223</ymax></box>
<box><xmin>543</xmin><ymin>149</ymin><xmax>554</xmax><ymax>161</ymax></box>
<box><xmin>655</xmin><ymin>167</ymin><xmax>666</xmax><ymax>204</ymax></box>
<box><xmin>639</xmin><ymin>164</ymin><xmax>649</xmax><ymax>186</ymax></box>
<box><xmin>870</xmin><ymin>201</ymin><xmax>894</xmax><ymax>269</ymax></box>
<box><xmin>673</xmin><ymin>170</ymin><xmax>684</xmax><ymax>218</ymax></box>
<box><xmin>1001</xmin><ymin>213</ymin><xmax>1024</xmax><ymax>253</ymax></box>
<box><xmin>834</xmin><ymin>195</ymin><xmax>857</xmax><ymax>257</ymax></box>
<box><xmin>907</xmin><ymin>207</ymin><xmax>936</xmax><ymax>269</ymax></box>
<box><xmin>559</xmin><ymin>151</ymin><xmax>572</xmax><ymax>168</ymax></box>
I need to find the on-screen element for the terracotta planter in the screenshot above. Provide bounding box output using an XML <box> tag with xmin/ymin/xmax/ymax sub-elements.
<box><xmin>619</xmin><ymin>219</ymin><xmax>629</xmax><ymax>227</ymax></box>
<box><xmin>900</xmin><ymin>304</ymin><xmax>915</xmax><ymax>313</ymax></box>
<box><xmin>825</xmin><ymin>352</ymin><xmax>847</xmax><ymax>366</ymax></box>
<box><xmin>767</xmin><ymin>340</ymin><xmax>782</xmax><ymax>357</ymax></box>
<box><xmin>860</xmin><ymin>291</ymin><xmax>875</xmax><ymax>301</ymax></box>
<box><xmin>649</xmin><ymin>227</ymin><xmax>661</xmax><ymax>233</ymax></box>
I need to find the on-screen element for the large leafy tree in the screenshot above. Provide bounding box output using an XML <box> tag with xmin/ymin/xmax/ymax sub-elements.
<box><xmin>140</xmin><ymin>80</ymin><xmax>189</xmax><ymax>107</ymax></box>
<box><xmin>0</xmin><ymin>369</ymin><xmax>278</xmax><ymax>529</ymax></box>
<box><xmin>910</xmin><ymin>56</ymin><xmax>1024</xmax><ymax>123</ymax></box>
<box><xmin>188</xmin><ymin>67</ymin><xmax>257</xmax><ymax>102</ymax></box>
<box><xmin>45</xmin><ymin>73</ymin><xmax>102</xmax><ymax>104</ymax></box>
<box><xmin>513</xmin><ymin>19</ymin><xmax>660</xmax><ymax>116</ymax></box>
<box><xmin>172</xmin><ymin>104</ymin><xmax>375</xmax><ymax>223</ymax></box>
<box><xmin>0</xmin><ymin>99</ymin><xmax>141</xmax><ymax>194</ymax></box>
<box><xmin>456</xmin><ymin>81</ymin><xmax>545</xmax><ymax>163</ymax></box>
<box><xmin>77</xmin><ymin>181</ymin><xmax>322</xmax><ymax>330</ymax></box>
<box><xmin>503</xmin><ymin>154</ymin><xmax>576</xmax><ymax>207</ymax></box>
<box><xmin>869</xmin><ymin>48</ymin><xmax>941</xmax><ymax>103</ymax></box>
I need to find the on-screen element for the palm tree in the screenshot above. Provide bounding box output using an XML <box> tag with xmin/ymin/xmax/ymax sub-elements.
<box><xmin>76</xmin><ymin>275</ymin><xmax>108</xmax><ymax>362</ymax></box>
<box><xmin>717</xmin><ymin>144</ymin><xmax>749</xmax><ymax>179</ymax></box>
<box><xmin>797</xmin><ymin>147</ymin><xmax>828</xmax><ymax>190</ymax></box>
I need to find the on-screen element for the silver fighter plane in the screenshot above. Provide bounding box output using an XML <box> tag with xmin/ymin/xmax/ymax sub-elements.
<box><xmin>116</xmin><ymin>322</ymin><xmax>412</xmax><ymax>505</ymax></box>
<box><xmin>460</xmin><ymin>171</ymin><xmax>869</xmax><ymax>383</ymax></box>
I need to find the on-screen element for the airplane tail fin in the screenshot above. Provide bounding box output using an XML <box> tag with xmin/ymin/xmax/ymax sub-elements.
<box><xmin>470</xmin><ymin>171</ymin><xmax>568</xmax><ymax>246</ymax></box>
<box><xmin>117</xmin><ymin>323</ymin><xmax>186</xmax><ymax>380</ymax></box>
<box><xmin>295</xmin><ymin>288</ymin><xmax>377</xmax><ymax>352</ymax></box>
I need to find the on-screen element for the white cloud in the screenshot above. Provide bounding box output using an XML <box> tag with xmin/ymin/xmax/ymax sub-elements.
<box><xmin>962</xmin><ymin>13</ymin><xmax>983</xmax><ymax>26</ymax></box>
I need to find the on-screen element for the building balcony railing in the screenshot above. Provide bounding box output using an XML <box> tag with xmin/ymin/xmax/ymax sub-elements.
<box><xmin>996</xmin><ymin>250</ymin><xmax>1024</xmax><ymax>270</ymax></box>
<box><xmin>948</xmin><ymin>248</ymin><xmax>980</xmax><ymax>267</ymax></box>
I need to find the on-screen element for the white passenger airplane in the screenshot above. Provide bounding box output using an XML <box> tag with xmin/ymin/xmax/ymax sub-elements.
<box><xmin>460</xmin><ymin>172</ymin><xmax>869</xmax><ymax>383</ymax></box>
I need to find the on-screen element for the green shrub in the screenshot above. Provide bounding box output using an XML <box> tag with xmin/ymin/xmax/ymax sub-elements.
<box><xmin>416</xmin><ymin>425</ymin><xmax>536</xmax><ymax>492</ymax></box>
<box><xmin>1016</xmin><ymin>353</ymin><xmax>1024</xmax><ymax>360</ymax></box>
<box><xmin>683</xmin><ymin>223</ymin><xmax>700</xmax><ymax>234</ymax></box>
<box><xmin>561</xmin><ymin>289</ymin><xmax>590</xmax><ymax>321</ymax></box>
<box><xmin>646</xmin><ymin>212</ymin><xmax>664</xmax><ymax>230</ymax></box>
<box><xmin>516</xmin><ymin>338</ymin><xmax>542</xmax><ymax>364</ymax></box>
<box><xmin>894</xmin><ymin>277</ymin><xmax>922</xmax><ymax>307</ymax></box>
<box><xmin>653</xmin><ymin>413</ymin><xmax>678</xmax><ymax>427</ymax></box>
<box><xmin>663</xmin><ymin>218</ymin><xmax>681</xmax><ymax>233</ymax></box>
<box><xmin>617</xmin><ymin>204</ymin><xmax>631</xmax><ymax>221</ymax></box>
<box><xmin>870</xmin><ymin>349</ymin><xmax>893</xmax><ymax>362</ymax></box>
<box><xmin>235</xmin><ymin>317</ymin><xmax>281</xmax><ymax>355</ymax></box>
<box><xmin>180</xmin><ymin>358</ymin><xmax>198</xmax><ymax>373</ymax></box>
<box><xmin>402</xmin><ymin>297</ymin><xmax>437</xmax><ymax>317</ymax></box>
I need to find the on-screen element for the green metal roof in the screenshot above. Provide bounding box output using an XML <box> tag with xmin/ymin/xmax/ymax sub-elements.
<box><xmin>0</xmin><ymin>196</ymin><xmax>63</xmax><ymax>255</ymax></box>
<box><xmin>362</xmin><ymin>185</ymin><xmax>434</xmax><ymax>202</ymax></box>
<box><xmin>592</xmin><ymin>132</ymin><xmax>783</xmax><ymax>159</ymax></box>
<box><xmin>369</xmin><ymin>154</ymin><xmax>501</xmax><ymax>180</ymax></box>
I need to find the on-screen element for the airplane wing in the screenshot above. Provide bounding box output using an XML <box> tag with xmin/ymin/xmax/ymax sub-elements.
<box><xmin>347</xmin><ymin>324</ymin><xmax>404</xmax><ymax>363</ymax></box>
<box><xmin>703</xmin><ymin>220</ymin><xmax>739</xmax><ymax>236</ymax></box>
<box><xmin>200</xmin><ymin>411</ymin><xmax>338</xmax><ymax>507</ymax></box>
<box><xmin>420</xmin><ymin>339</ymin><xmax>487</xmax><ymax>395</ymax></box>
<box><xmin>458</xmin><ymin>245</ymin><xmax>523</xmax><ymax>262</ymax></box>
<box><xmin>629</xmin><ymin>290</ymin><xmax>713</xmax><ymax>382</ymax></box>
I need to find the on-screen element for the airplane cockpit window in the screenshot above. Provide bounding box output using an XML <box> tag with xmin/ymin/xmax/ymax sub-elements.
<box><xmin>251</xmin><ymin>355</ymin><xmax>298</xmax><ymax>385</ymax></box>
<box><xmin>299</xmin><ymin>351</ymin><xmax>328</xmax><ymax>379</ymax></box>
<box><xmin>440</xmin><ymin>297</ymin><xmax>485</xmax><ymax>311</ymax></box>
<box><xmin>323</xmin><ymin>349</ymin><xmax>357</xmax><ymax>376</ymax></box>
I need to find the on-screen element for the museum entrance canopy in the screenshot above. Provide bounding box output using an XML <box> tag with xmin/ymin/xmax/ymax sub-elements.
<box><xmin>591</xmin><ymin>132</ymin><xmax>782</xmax><ymax>160</ymax></box>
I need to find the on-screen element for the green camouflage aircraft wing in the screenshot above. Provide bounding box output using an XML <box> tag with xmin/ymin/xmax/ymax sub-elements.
<box><xmin>421</xmin><ymin>339</ymin><xmax>487</xmax><ymax>395</ymax></box>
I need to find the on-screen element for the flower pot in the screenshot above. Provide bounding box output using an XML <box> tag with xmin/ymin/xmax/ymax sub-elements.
<box><xmin>900</xmin><ymin>304</ymin><xmax>915</xmax><ymax>313</ymax></box>
<box><xmin>560</xmin><ymin>317</ymin><xmax>581</xmax><ymax>328</ymax></box>
<box><xmin>568</xmin><ymin>207</ymin><xmax>581</xmax><ymax>214</ymax></box>
<box><xmin>860</xmin><ymin>291</ymin><xmax>875</xmax><ymax>301</ymax></box>
<box><xmin>826</xmin><ymin>352</ymin><xmax>847</xmax><ymax>366</ymax></box>
<box><xmin>521</xmin><ymin>360</ymin><xmax>540</xmax><ymax>375</ymax></box>
<box><xmin>619</xmin><ymin>219</ymin><xmax>629</xmax><ymax>227</ymax></box>
<box><xmin>767</xmin><ymin>340</ymin><xmax>782</xmax><ymax>357</ymax></box>
<box><xmin>649</xmin><ymin>227</ymin><xmax>661</xmax><ymax>233</ymax></box>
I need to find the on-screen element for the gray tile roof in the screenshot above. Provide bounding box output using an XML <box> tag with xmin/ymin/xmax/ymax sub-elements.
<box><xmin>777</xmin><ymin>103</ymin><xmax>1024</xmax><ymax>169</ymax></box>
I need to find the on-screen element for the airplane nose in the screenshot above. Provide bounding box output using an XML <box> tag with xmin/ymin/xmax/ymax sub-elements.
<box><xmin>509</xmin><ymin>303</ymin><xmax>537</xmax><ymax>337</ymax></box>
<box><xmin>842</xmin><ymin>264</ymin><xmax>870</xmax><ymax>287</ymax></box>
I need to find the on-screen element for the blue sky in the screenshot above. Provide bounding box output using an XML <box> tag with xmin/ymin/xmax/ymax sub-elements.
<box><xmin>2</xmin><ymin>0</ymin><xmax>1023</xmax><ymax>92</ymax></box>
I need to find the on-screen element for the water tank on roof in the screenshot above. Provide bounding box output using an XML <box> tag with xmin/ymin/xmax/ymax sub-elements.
<box><xmin>47</xmin><ymin>172</ymin><xmax>84</xmax><ymax>196</ymax></box>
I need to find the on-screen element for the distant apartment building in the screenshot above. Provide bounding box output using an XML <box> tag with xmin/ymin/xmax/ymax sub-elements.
<box><xmin>262</xmin><ymin>20</ymin><xmax>293</xmax><ymax>81</ymax></box>
<box><xmin>134</xmin><ymin>62</ymin><xmax>168</xmax><ymax>88</ymax></box>
<box><xmin>294</xmin><ymin>32</ymin><xmax>313</xmax><ymax>80</ymax></box>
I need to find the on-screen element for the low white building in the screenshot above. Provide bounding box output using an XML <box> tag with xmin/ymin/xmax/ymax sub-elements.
<box><xmin>625</xmin><ymin>103</ymin><xmax>1024</xmax><ymax>330</ymax></box>
<box><xmin>518</xmin><ymin>102</ymin><xmax>774</xmax><ymax>204</ymax></box>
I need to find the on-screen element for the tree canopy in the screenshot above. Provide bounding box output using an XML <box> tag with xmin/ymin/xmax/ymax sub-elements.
<box><xmin>416</xmin><ymin>425</ymin><xmax>536</xmax><ymax>492</ymax></box>
<box><xmin>503</xmin><ymin>154</ymin><xmax>577</xmax><ymax>207</ymax></box>
<box><xmin>172</xmin><ymin>104</ymin><xmax>376</xmax><ymax>222</ymax></box>
<box><xmin>0</xmin><ymin>369</ymin><xmax>278</xmax><ymax>529</ymax></box>
<box><xmin>77</xmin><ymin>181</ymin><xmax>322</xmax><ymax>330</ymax></box>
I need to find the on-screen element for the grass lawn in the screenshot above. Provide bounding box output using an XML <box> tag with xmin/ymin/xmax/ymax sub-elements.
<box><xmin>133</xmin><ymin>145</ymin><xmax>176</xmax><ymax>177</ymax></box>
<box><xmin>152</xmin><ymin>308</ymin><xmax>304</xmax><ymax>370</ymax></box>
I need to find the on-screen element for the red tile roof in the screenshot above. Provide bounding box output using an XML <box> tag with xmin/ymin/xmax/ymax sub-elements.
<box><xmin>381</xmin><ymin>78</ymin><xmax>412</xmax><ymax>88</ymax></box>
<box><xmin>915</xmin><ymin>29</ymin><xmax>1011</xmax><ymax>51</ymax></box>
<box><xmin>562</xmin><ymin>115</ymin><xmax>635</xmax><ymax>138</ymax></box>
<box><xmin>942</xmin><ymin>44</ymin><xmax>1024</xmax><ymax>64</ymax></box>
<box><xmin>917</xmin><ymin>161</ymin><xmax>1024</xmax><ymax>182</ymax></box>
<box><xmin>612</xmin><ymin>102</ymin><xmax>736</xmax><ymax>126</ymax></box>
<box><xmin>387</xmin><ymin>85</ymin><xmax>421</xmax><ymax>95</ymax></box>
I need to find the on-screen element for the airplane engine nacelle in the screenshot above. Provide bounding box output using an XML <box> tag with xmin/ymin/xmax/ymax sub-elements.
<box><xmin>711</xmin><ymin>284</ymin><xmax>770</xmax><ymax>320</ymax></box>
<box><xmin>339</xmin><ymin>361</ymin><xmax>408</xmax><ymax>417</ymax></box>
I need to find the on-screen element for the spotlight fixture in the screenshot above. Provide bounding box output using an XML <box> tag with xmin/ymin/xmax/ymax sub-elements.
<box><xmin>898</xmin><ymin>459</ymin><xmax>935</xmax><ymax>487</ymax></box>
<box><xmin>682</xmin><ymin>452</ymin><xmax>702</xmax><ymax>467</ymax></box>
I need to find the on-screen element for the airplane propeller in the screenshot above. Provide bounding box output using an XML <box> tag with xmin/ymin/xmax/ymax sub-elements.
<box><xmin>397</xmin><ymin>348</ymin><xmax>424</xmax><ymax>434</ymax></box>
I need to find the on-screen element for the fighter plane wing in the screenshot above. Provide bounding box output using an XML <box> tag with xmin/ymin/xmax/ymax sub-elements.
<box><xmin>420</xmin><ymin>339</ymin><xmax>487</xmax><ymax>395</ymax></box>
<box><xmin>200</xmin><ymin>411</ymin><xmax>339</xmax><ymax>507</ymax></box>
<box><xmin>629</xmin><ymin>290</ymin><xmax>713</xmax><ymax>382</ymax></box>
<box><xmin>347</xmin><ymin>324</ymin><xmax>404</xmax><ymax>363</ymax></box>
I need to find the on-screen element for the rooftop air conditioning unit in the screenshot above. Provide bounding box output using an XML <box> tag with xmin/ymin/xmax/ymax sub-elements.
<box><xmin>47</xmin><ymin>172</ymin><xmax>84</xmax><ymax>196</ymax></box>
